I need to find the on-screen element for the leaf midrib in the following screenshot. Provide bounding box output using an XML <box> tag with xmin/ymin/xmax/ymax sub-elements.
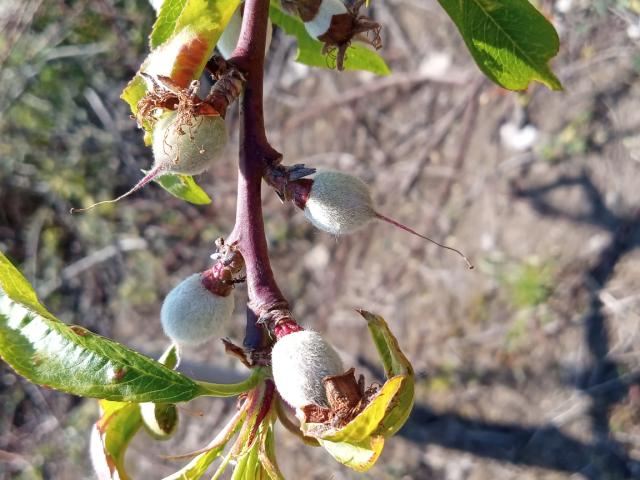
<box><xmin>468</xmin><ymin>0</ymin><xmax>548</xmax><ymax>73</ymax></box>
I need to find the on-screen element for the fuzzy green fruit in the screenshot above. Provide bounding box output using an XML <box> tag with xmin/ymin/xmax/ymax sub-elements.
<box><xmin>152</xmin><ymin>112</ymin><xmax>228</xmax><ymax>176</ymax></box>
<box><xmin>160</xmin><ymin>273</ymin><xmax>234</xmax><ymax>346</ymax></box>
<box><xmin>272</xmin><ymin>330</ymin><xmax>344</xmax><ymax>408</ymax></box>
<box><xmin>304</xmin><ymin>170</ymin><xmax>375</xmax><ymax>235</ymax></box>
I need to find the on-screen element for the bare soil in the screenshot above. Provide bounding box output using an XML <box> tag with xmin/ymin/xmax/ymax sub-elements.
<box><xmin>1</xmin><ymin>1</ymin><xmax>639</xmax><ymax>479</ymax></box>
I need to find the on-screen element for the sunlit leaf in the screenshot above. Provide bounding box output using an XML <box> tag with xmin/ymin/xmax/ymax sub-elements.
<box><xmin>162</xmin><ymin>408</ymin><xmax>246</xmax><ymax>480</ymax></box>
<box><xmin>258</xmin><ymin>421</ymin><xmax>285</xmax><ymax>480</ymax></box>
<box><xmin>121</xmin><ymin>75</ymin><xmax>147</xmax><ymax>117</ymax></box>
<box><xmin>140</xmin><ymin>402</ymin><xmax>179</xmax><ymax>440</ymax></box>
<box><xmin>90</xmin><ymin>400</ymin><xmax>142</xmax><ymax>480</ymax></box>
<box><xmin>0</xmin><ymin>251</ymin><xmax>204</xmax><ymax>402</ymax></box>
<box><xmin>437</xmin><ymin>0</ymin><xmax>562</xmax><ymax>90</ymax></box>
<box><xmin>0</xmin><ymin>252</ymin><xmax>56</xmax><ymax>322</ymax></box>
<box><xmin>142</xmin><ymin>169</ymin><xmax>212</xmax><ymax>205</ymax></box>
<box><xmin>359</xmin><ymin>309</ymin><xmax>414</xmax><ymax>437</ymax></box>
<box><xmin>153</xmin><ymin>172</ymin><xmax>212</xmax><ymax>205</ymax></box>
<box><xmin>151</xmin><ymin>0</ymin><xmax>188</xmax><ymax>48</ymax></box>
<box><xmin>158</xmin><ymin>343</ymin><xmax>180</xmax><ymax>370</ymax></box>
<box><xmin>269</xmin><ymin>3</ymin><xmax>390</xmax><ymax>76</ymax></box>
<box><xmin>122</xmin><ymin>0</ymin><xmax>241</xmax><ymax>118</ymax></box>
<box><xmin>231</xmin><ymin>439</ymin><xmax>260</xmax><ymax>480</ymax></box>
<box><xmin>318</xmin><ymin>435</ymin><xmax>385</xmax><ymax>473</ymax></box>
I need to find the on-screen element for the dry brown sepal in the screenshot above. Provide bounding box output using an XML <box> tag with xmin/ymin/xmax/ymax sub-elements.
<box><xmin>299</xmin><ymin>368</ymin><xmax>380</xmax><ymax>428</ymax></box>
<box><xmin>283</xmin><ymin>0</ymin><xmax>382</xmax><ymax>70</ymax></box>
<box><xmin>135</xmin><ymin>65</ymin><xmax>245</xmax><ymax>134</ymax></box>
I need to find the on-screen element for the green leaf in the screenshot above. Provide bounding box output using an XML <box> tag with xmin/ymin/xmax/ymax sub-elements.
<box><xmin>153</xmin><ymin>173</ymin><xmax>212</xmax><ymax>205</ymax></box>
<box><xmin>158</xmin><ymin>343</ymin><xmax>180</xmax><ymax>370</ymax></box>
<box><xmin>359</xmin><ymin>309</ymin><xmax>415</xmax><ymax>437</ymax></box>
<box><xmin>0</xmin><ymin>251</ymin><xmax>204</xmax><ymax>402</ymax></box>
<box><xmin>90</xmin><ymin>400</ymin><xmax>142</xmax><ymax>480</ymax></box>
<box><xmin>151</xmin><ymin>0</ymin><xmax>189</xmax><ymax>48</ymax></box>
<box><xmin>162</xmin><ymin>409</ymin><xmax>245</xmax><ymax>480</ymax></box>
<box><xmin>318</xmin><ymin>435</ymin><xmax>385</xmax><ymax>473</ymax></box>
<box><xmin>0</xmin><ymin>253</ymin><xmax>56</xmax><ymax>322</ymax></box>
<box><xmin>121</xmin><ymin>75</ymin><xmax>147</xmax><ymax>116</ymax></box>
<box><xmin>269</xmin><ymin>3</ymin><xmax>390</xmax><ymax>76</ymax></box>
<box><xmin>231</xmin><ymin>440</ymin><xmax>259</xmax><ymax>480</ymax></box>
<box><xmin>437</xmin><ymin>0</ymin><xmax>562</xmax><ymax>90</ymax></box>
<box><xmin>258</xmin><ymin>422</ymin><xmax>285</xmax><ymax>480</ymax></box>
<box><xmin>144</xmin><ymin>170</ymin><xmax>212</xmax><ymax>205</ymax></box>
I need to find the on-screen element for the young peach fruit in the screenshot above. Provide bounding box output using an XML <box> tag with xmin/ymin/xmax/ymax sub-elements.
<box><xmin>71</xmin><ymin>112</ymin><xmax>227</xmax><ymax>213</ymax></box>
<box><xmin>291</xmin><ymin>170</ymin><xmax>473</xmax><ymax>268</ymax></box>
<box><xmin>271</xmin><ymin>330</ymin><xmax>344</xmax><ymax>408</ymax></box>
<box><xmin>151</xmin><ymin>111</ymin><xmax>228</xmax><ymax>176</ymax></box>
<box><xmin>160</xmin><ymin>273</ymin><xmax>234</xmax><ymax>346</ymax></box>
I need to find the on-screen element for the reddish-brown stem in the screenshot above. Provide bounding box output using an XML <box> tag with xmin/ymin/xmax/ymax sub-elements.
<box><xmin>226</xmin><ymin>0</ymin><xmax>287</xmax><ymax>350</ymax></box>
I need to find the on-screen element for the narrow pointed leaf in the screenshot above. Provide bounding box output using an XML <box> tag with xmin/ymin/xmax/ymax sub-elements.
<box><xmin>158</xmin><ymin>343</ymin><xmax>180</xmax><ymax>370</ymax></box>
<box><xmin>162</xmin><ymin>409</ymin><xmax>245</xmax><ymax>480</ymax></box>
<box><xmin>318</xmin><ymin>435</ymin><xmax>385</xmax><ymax>473</ymax></box>
<box><xmin>152</xmin><ymin>173</ymin><xmax>212</xmax><ymax>205</ymax></box>
<box><xmin>437</xmin><ymin>0</ymin><xmax>562</xmax><ymax>90</ymax></box>
<box><xmin>269</xmin><ymin>3</ymin><xmax>390</xmax><ymax>76</ymax></box>
<box><xmin>231</xmin><ymin>440</ymin><xmax>260</xmax><ymax>480</ymax></box>
<box><xmin>142</xmin><ymin>170</ymin><xmax>212</xmax><ymax>205</ymax></box>
<box><xmin>0</xmin><ymin>252</ymin><xmax>204</xmax><ymax>402</ymax></box>
<box><xmin>359</xmin><ymin>309</ymin><xmax>414</xmax><ymax>437</ymax></box>
<box><xmin>90</xmin><ymin>400</ymin><xmax>142</xmax><ymax>480</ymax></box>
<box><xmin>258</xmin><ymin>421</ymin><xmax>285</xmax><ymax>480</ymax></box>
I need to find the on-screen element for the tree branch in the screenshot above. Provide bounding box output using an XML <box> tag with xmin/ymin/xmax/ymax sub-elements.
<box><xmin>226</xmin><ymin>0</ymin><xmax>286</xmax><ymax>351</ymax></box>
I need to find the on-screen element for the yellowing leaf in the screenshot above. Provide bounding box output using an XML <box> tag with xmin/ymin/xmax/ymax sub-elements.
<box><xmin>359</xmin><ymin>309</ymin><xmax>415</xmax><ymax>437</ymax></box>
<box><xmin>318</xmin><ymin>436</ymin><xmax>385</xmax><ymax>473</ymax></box>
<box><xmin>90</xmin><ymin>400</ymin><xmax>142</xmax><ymax>480</ymax></box>
<box><xmin>305</xmin><ymin>376</ymin><xmax>405</xmax><ymax>444</ymax></box>
<box><xmin>121</xmin><ymin>0</ymin><xmax>241</xmax><ymax>116</ymax></box>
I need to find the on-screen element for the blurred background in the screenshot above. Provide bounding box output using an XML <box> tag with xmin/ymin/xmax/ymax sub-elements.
<box><xmin>1</xmin><ymin>0</ymin><xmax>640</xmax><ymax>478</ymax></box>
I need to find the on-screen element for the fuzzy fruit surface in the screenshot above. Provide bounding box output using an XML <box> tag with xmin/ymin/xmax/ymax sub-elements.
<box><xmin>304</xmin><ymin>0</ymin><xmax>348</xmax><ymax>38</ymax></box>
<box><xmin>140</xmin><ymin>402</ymin><xmax>178</xmax><ymax>440</ymax></box>
<box><xmin>304</xmin><ymin>170</ymin><xmax>375</xmax><ymax>235</ymax></box>
<box><xmin>160</xmin><ymin>273</ymin><xmax>234</xmax><ymax>346</ymax></box>
<box><xmin>152</xmin><ymin>112</ymin><xmax>228</xmax><ymax>176</ymax></box>
<box><xmin>271</xmin><ymin>330</ymin><xmax>344</xmax><ymax>408</ymax></box>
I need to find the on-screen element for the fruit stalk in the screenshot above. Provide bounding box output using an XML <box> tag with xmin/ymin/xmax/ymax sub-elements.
<box><xmin>226</xmin><ymin>0</ymin><xmax>289</xmax><ymax>350</ymax></box>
